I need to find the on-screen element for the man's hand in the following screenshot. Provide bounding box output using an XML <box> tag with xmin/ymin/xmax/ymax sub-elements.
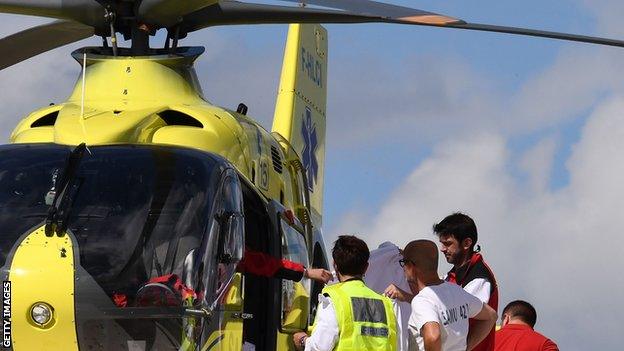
<box><xmin>384</xmin><ymin>283</ymin><xmax>414</xmax><ymax>302</ymax></box>
<box><xmin>292</xmin><ymin>332</ymin><xmax>308</xmax><ymax>351</ymax></box>
<box><xmin>305</xmin><ymin>268</ymin><xmax>333</xmax><ymax>283</ymax></box>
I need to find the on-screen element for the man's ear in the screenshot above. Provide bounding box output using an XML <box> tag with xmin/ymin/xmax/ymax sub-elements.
<box><xmin>363</xmin><ymin>262</ymin><xmax>369</xmax><ymax>275</ymax></box>
<box><xmin>462</xmin><ymin>238</ymin><xmax>473</xmax><ymax>251</ymax></box>
<box><xmin>502</xmin><ymin>314</ymin><xmax>510</xmax><ymax>326</ymax></box>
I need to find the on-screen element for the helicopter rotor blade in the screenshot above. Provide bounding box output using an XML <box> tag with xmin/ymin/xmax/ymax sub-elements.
<box><xmin>0</xmin><ymin>0</ymin><xmax>621</xmax><ymax>51</ymax></box>
<box><xmin>275</xmin><ymin>0</ymin><xmax>463</xmax><ymax>25</ymax></box>
<box><xmin>271</xmin><ymin>0</ymin><xmax>624</xmax><ymax>48</ymax></box>
<box><xmin>0</xmin><ymin>0</ymin><xmax>106</xmax><ymax>28</ymax></box>
<box><xmin>181</xmin><ymin>0</ymin><xmax>384</xmax><ymax>32</ymax></box>
<box><xmin>140</xmin><ymin>0</ymin><xmax>461</xmax><ymax>28</ymax></box>
<box><xmin>445</xmin><ymin>22</ymin><xmax>624</xmax><ymax>48</ymax></box>
<box><xmin>0</xmin><ymin>20</ymin><xmax>94</xmax><ymax>71</ymax></box>
<box><xmin>178</xmin><ymin>1</ymin><xmax>624</xmax><ymax>49</ymax></box>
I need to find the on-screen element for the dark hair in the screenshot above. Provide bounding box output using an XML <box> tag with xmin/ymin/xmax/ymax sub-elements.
<box><xmin>332</xmin><ymin>235</ymin><xmax>370</xmax><ymax>276</ymax></box>
<box><xmin>403</xmin><ymin>240</ymin><xmax>438</xmax><ymax>273</ymax></box>
<box><xmin>433</xmin><ymin>212</ymin><xmax>478</xmax><ymax>250</ymax></box>
<box><xmin>503</xmin><ymin>300</ymin><xmax>537</xmax><ymax>327</ymax></box>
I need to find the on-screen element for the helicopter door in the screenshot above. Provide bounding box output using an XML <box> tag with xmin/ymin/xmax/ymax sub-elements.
<box><xmin>239</xmin><ymin>184</ymin><xmax>281</xmax><ymax>350</ymax></box>
<box><xmin>276</xmin><ymin>209</ymin><xmax>311</xmax><ymax>334</ymax></box>
<box><xmin>200</xmin><ymin>170</ymin><xmax>245</xmax><ymax>351</ymax></box>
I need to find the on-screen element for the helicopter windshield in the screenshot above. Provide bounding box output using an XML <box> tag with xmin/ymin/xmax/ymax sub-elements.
<box><xmin>0</xmin><ymin>143</ymin><xmax>227</xmax><ymax>304</ymax></box>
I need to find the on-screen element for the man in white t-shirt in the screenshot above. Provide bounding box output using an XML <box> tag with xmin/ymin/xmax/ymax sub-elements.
<box><xmin>401</xmin><ymin>240</ymin><xmax>497</xmax><ymax>351</ymax></box>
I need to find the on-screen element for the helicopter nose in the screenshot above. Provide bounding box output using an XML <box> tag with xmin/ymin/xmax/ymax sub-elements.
<box><xmin>5</xmin><ymin>226</ymin><xmax>79</xmax><ymax>350</ymax></box>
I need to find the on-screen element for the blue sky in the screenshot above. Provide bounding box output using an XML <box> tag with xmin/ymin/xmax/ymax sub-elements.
<box><xmin>316</xmin><ymin>0</ymin><xmax>596</xmax><ymax>227</ymax></box>
<box><xmin>2</xmin><ymin>1</ymin><xmax>624</xmax><ymax>348</ymax></box>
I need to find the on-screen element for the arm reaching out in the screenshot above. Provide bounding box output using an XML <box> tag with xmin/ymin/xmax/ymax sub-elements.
<box><xmin>304</xmin><ymin>268</ymin><xmax>333</xmax><ymax>283</ymax></box>
<box><xmin>239</xmin><ymin>248</ymin><xmax>331</xmax><ymax>283</ymax></box>
<box><xmin>384</xmin><ymin>283</ymin><xmax>414</xmax><ymax>302</ymax></box>
<box><xmin>467</xmin><ymin>303</ymin><xmax>497</xmax><ymax>350</ymax></box>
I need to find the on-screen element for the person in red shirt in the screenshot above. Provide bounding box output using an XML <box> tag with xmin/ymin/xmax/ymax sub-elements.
<box><xmin>434</xmin><ymin>212</ymin><xmax>499</xmax><ymax>351</ymax></box>
<box><xmin>115</xmin><ymin>248</ymin><xmax>331</xmax><ymax>308</ymax></box>
<box><xmin>495</xmin><ymin>300</ymin><xmax>559</xmax><ymax>351</ymax></box>
<box><xmin>238</xmin><ymin>247</ymin><xmax>332</xmax><ymax>282</ymax></box>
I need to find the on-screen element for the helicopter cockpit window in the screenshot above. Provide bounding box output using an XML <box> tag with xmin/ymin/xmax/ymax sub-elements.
<box><xmin>0</xmin><ymin>144</ymin><xmax>68</xmax><ymax>268</ymax></box>
<box><xmin>55</xmin><ymin>146</ymin><xmax>226</xmax><ymax>311</ymax></box>
<box><xmin>202</xmin><ymin>172</ymin><xmax>244</xmax><ymax>307</ymax></box>
<box><xmin>0</xmin><ymin>145</ymin><xmax>239</xmax><ymax>312</ymax></box>
<box><xmin>0</xmin><ymin>144</ymin><xmax>244</xmax><ymax>348</ymax></box>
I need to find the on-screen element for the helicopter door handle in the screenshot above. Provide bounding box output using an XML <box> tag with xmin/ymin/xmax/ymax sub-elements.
<box><xmin>231</xmin><ymin>312</ymin><xmax>253</xmax><ymax>320</ymax></box>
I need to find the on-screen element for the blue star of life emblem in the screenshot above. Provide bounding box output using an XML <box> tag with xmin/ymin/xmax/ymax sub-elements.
<box><xmin>301</xmin><ymin>107</ymin><xmax>318</xmax><ymax>191</ymax></box>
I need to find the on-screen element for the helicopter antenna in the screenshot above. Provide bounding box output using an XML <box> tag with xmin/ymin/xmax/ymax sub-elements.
<box><xmin>79</xmin><ymin>51</ymin><xmax>88</xmax><ymax>142</ymax></box>
<box><xmin>171</xmin><ymin>26</ymin><xmax>180</xmax><ymax>53</ymax></box>
<box><xmin>104</xmin><ymin>8</ymin><xmax>118</xmax><ymax>57</ymax></box>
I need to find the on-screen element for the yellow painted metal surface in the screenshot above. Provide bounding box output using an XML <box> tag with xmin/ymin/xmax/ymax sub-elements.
<box><xmin>6</xmin><ymin>46</ymin><xmax>308</xmax><ymax>214</ymax></box>
<box><xmin>201</xmin><ymin>273</ymin><xmax>243</xmax><ymax>351</ymax></box>
<box><xmin>8</xmin><ymin>226</ymin><xmax>78</xmax><ymax>350</ymax></box>
<box><xmin>8</xmin><ymin>53</ymin><xmax>262</xmax><ymax>191</ymax></box>
<box><xmin>278</xmin><ymin>280</ymin><xmax>311</xmax><ymax>349</ymax></box>
<box><xmin>272</xmin><ymin>23</ymin><xmax>328</xmax><ymax>222</ymax></box>
<box><xmin>66</xmin><ymin>56</ymin><xmax>204</xmax><ymax>109</ymax></box>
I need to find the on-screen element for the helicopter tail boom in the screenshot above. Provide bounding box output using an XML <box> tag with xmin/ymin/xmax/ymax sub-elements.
<box><xmin>273</xmin><ymin>23</ymin><xmax>327</xmax><ymax>222</ymax></box>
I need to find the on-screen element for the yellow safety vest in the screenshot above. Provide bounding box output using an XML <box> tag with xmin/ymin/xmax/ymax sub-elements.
<box><xmin>319</xmin><ymin>279</ymin><xmax>397</xmax><ymax>351</ymax></box>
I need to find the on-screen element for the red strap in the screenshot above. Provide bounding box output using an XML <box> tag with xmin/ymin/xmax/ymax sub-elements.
<box><xmin>112</xmin><ymin>293</ymin><xmax>128</xmax><ymax>307</ymax></box>
<box><xmin>447</xmin><ymin>271</ymin><xmax>457</xmax><ymax>283</ymax></box>
<box><xmin>147</xmin><ymin>274</ymin><xmax>197</xmax><ymax>300</ymax></box>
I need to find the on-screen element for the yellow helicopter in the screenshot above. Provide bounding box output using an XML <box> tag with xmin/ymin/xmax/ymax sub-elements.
<box><xmin>1</xmin><ymin>1</ymin><xmax>623</xmax><ymax>350</ymax></box>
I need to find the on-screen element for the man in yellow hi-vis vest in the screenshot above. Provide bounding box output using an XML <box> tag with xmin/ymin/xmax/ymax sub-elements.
<box><xmin>293</xmin><ymin>235</ymin><xmax>397</xmax><ymax>351</ymax></box>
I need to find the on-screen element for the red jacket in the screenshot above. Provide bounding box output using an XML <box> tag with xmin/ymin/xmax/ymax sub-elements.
<box><xmin>447</xmin><ymin>253</ymin><xmax>499</xmax><ymax>351</ymax></box>
<box><xmin>494</xmin><ymin>324</ymin><xmax>559</xmax><ymax>351</ymax></box>
<box><xmin>238</xmin><ymin>248</ymin><xmax>305</xmax><ymax>281</ymax></box>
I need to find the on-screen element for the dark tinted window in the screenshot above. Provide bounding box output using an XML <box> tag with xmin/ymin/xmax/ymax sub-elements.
<box><xmin>0</xmin><ymin>144</ymin><xmax>225</xmax><ymax>305</ymax></box>
<box><xmin>0</xmin><ymin>144</ymin><xmax>69</xmax><ymax>267</ymax></box>
<box><xmin>67</xmin><ymin>146</ymin><xmax>221</xmax><ymax>305</ymax></box>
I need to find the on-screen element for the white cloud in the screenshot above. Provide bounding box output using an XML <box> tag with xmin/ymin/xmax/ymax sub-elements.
<box><xmin>325</xmin><ymin>43</ymin><xmax>624</xmax><ymax>151</ymax></box>
<box><xmin>330</xmin><ymin>96</ymin><xmax>624</xmax><ymax>349</ymax></box>
<box><xmin>519</xmin><ymin>136</ymin><xmax>558</xmax><ymax>194</ymax></box>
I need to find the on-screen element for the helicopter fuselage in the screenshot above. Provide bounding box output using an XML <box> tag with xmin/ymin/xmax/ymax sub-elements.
<box><xmin>3</xmin><ymin>44</ymin><xmax>324</xmax><ymax>350</ymax></box>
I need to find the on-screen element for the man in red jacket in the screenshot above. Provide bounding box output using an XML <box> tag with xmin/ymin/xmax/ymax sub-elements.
<box><xmin>238</xmin><ymin>248</ymin><xmax>331</xmax><ymax>282</ymax></box>
<box><xmin>434</xmin><ymin>213</ymin><xmax>498</xmax><ymax>351</ymax></box>
<box><xmin>495</xmin><ymin>300</ymin><xmax>559</xmax><ymax>351</ymax></box>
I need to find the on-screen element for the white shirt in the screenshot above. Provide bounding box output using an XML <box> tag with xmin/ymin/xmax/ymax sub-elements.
<box><xmin>408</xmin><ymin>282</ymin><xmax>483</xmax><ymax>351</ymax></box>
<box><xmin>463</xmin><ymin>278</ymin><xmax>491</xmax><ymax>304</ymax></box>
<box><xmin>441</xmin><ymin>272</ymin><xmax>491</xmax><ymax>304</ymax></box>
<box><xmin>365</xmin><ymin>242</ymin><xmax>412</xmax><ymax>351</ymax></box>
<box><xmin>305</xmin><ymin>294</ymin><xmax>339</xmax><ymax>351</ymax></box>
